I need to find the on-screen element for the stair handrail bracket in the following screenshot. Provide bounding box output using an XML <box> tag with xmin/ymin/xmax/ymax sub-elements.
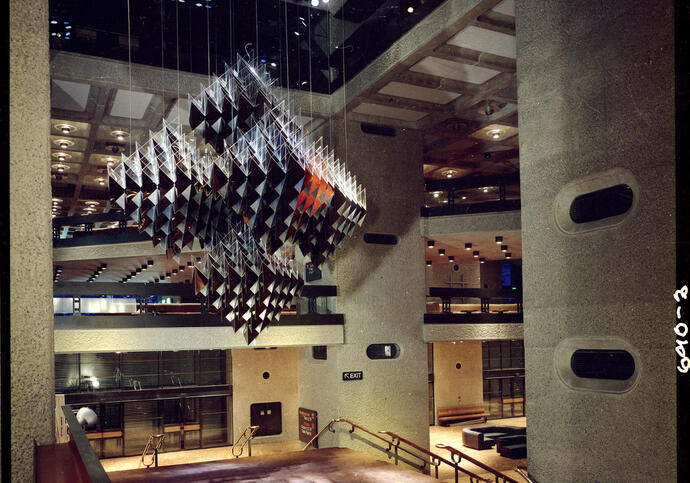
<box><xmin>436</xmin><ymin>443</ymin><xmax>520</xmax><ymax>483</ymax></box>
<box><xmin>231</xmin><ymin>425</ymin><xmax>260</xmax><ymax>458</ymax></box>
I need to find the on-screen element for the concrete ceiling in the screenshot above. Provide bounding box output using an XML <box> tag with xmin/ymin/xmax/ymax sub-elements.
<box><xmin>424</xmin><ymin>229</ymin><xmax>521</xmax><ymax>264</ymax></box>
<box><xmin>49</xmin><ymin>0</ymin><xmax>518</xmax><ymax>230</ymax></box>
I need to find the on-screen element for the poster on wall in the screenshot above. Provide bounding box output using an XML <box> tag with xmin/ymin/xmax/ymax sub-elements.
<box><xmin>298</xmin><ymin>407</ymin><xmax>318</xmax><ymax>448</ymax></box>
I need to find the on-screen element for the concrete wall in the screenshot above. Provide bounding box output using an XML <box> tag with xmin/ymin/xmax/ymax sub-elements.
<box><xmin>298</xmin><ymin>120</ymin><xmax>429</xmax><ymax>455</ymax></box>
<box><xmin>10</xmin><ymin>0</ymin><xmax>54</xmax><ymax>480</ymax></box>
<box><xmin>231</xmin><ymin>347</ymin><xmax>299</xmax><ymax>444</ymax></box>
<box><xmin>432</xmin><ymin>341</ymin><xmax>483</xmax><ymax>424</ymax></box>
<box><xmin>426</xmin><ymin>261</ymin><xmax>480</xmax><ymax>289</ymax></box>
<box><xmin>516</xmin><ymin>1</ymin><xmax>675</xmax><ymax>481</ymax></box>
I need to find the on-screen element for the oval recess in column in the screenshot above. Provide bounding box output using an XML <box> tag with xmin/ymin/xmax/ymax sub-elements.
<box><xmin>554</xmin><ymin>337</ymin><xmax>639</xmax><ymax>393</ymax></box>
<box><xmin>553</xmin><ymin>167</ymin><xmax>639</xmax><ymax>234</ymax></box>
<box><xmin>363</xmin><ymin>233</ymin><xmax>398</xmax><ymax>245</ymax></box>
<box><xmin>366</xmin><ymin>343</ymin><xmax>400</xmax><ymax>359</ymax></box>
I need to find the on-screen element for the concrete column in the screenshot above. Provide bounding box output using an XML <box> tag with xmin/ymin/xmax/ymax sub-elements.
<box><xmin>299</xmin><ymin>120</ymin><xmax>429</xmax><ymax>456</ymax></box>
<box><xmin>515</xmin><ymin>1</ymin><xmax>675</xmax><ymax>481</ymax></box>
<box><xmin>9</xmin><ymin>0</ymin><xmax>54</xmax><ymax>480</ymax></box>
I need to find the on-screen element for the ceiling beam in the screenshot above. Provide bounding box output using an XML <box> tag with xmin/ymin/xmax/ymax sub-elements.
<box><xmin>363</xmin><ymin>93</ymin><xmax>450</xmax><ymax>114</ymax></box>
<box><xmin>393</xmin><ymin>71</ymin><xmax>480</xmax><ymax>95</ymax></box>
<box><xmin>473</xmin><ymin>11</ymin><xmax>516</xmax><ymax>35</ymax></box>
<box><xmin>432</xmin><ymin>44</ymin><xmax>516</xmax><ymax>73</ymax></box>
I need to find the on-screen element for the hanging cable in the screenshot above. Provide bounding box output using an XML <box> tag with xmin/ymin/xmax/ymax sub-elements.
<box><xmin>127</xmin><ymin>0</ymin><xmax>132</xmax><ymax>154</ymax></box>
<box><xmin>206</xmin><ymin>0</ymin><xmax>211</xmax><ymax>80</ymax></box>
<box><xmin>284</xmin><ymin>0</ymin><xmax>290</xmax><ymax>109</ymax></box>
<box><xmin>176</xmin><ymin>0</ymin><xmax>181</xmax><ymax>124</ymax></box>
<box><xmin>308</xmin><ymin>6</ymin><xmax>313</xmax><ymax>126</ymax></box>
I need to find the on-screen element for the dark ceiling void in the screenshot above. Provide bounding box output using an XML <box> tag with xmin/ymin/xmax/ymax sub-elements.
<box><xmin>49</xmin><ymin>0</ymin><xmax>445</xmax><ymax>94</ymax></box>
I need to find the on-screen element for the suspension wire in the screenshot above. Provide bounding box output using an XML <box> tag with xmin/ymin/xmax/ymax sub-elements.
<box><xmin>284</xmin><ymin>0</ymin><xmax>290</xmax><ymax>111</ymax></box>
<box><xmin>229</xmin><ymin>0</ymin><xmax>234</xmax><ymax>62</ymax></box>
<box><xmin>176</xmin><ymin>0</ymin><xmax>180</xmax><ymax>124</ymax></box>
<box><xmin>255</xmin><ymin>0</ymin><xmax>259</xmax><ymax>60</ymax></box>
<box><xmin>206</xmin><ymin>0</ymin><xmax>211</xmax><ymax>80</ymax></box>
<box><xmin>277</xmin><ymin>0</ymin><xmax>283</xmax><ymax>96</ymax></box>
<box><xmin>341</xmin><ymin>7</ymin><xmax>348</xmax><ymax>166</ymax></box>
<box><xmin>327</xmin><ymin>7</ymin><xmax>332</xmax><ymax>148</ymax></box>
<box><xmin>160</xmin><ymin>0</ymin><xmax>166</xmax><ymax>119</ymax></box>
<box><xmin>308</xmin><ymin>5</ymin><xmax>313</xmax><ymax>125</ymax></box>
<box><xmin>127</xmin><ymin>0</ymin><xmax>132</xmax><ymax>154</ymax></box>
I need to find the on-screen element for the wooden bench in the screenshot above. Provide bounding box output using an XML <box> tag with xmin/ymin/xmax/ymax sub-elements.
<box><xmin>437</xmin><ymin>405</ymin><xmax>491</xmax><ymax>426</ymax></box>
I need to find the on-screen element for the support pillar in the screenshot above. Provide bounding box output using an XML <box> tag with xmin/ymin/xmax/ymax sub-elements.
<box><xmin>10</xmin><ymin>0</ymin><xmax>54</xmax><ymax>480</ymax></box>
<box><xmin>516</xmin><ymin>1</ymin><xmax>675</xmax><ymax>481</ymax></box>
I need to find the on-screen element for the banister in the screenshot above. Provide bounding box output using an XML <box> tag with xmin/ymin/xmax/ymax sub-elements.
<box><xmin>381</xmin><ymin>430</ymin><xmax>489</xmax><ymax>483</ymax></box>
<box><xmin>436</xmin><ymin>443</ymin><xmax>520</xmax><ymax>483</ymax></box>
<box><xmin>302</xmin><ymin>419</ymin><xmax>489</xmax><ymax>482</ymax></box>
<box><xmin>515</xmin><ymin>465</ymin><xmax>536</xmax><ymax>483</ymax></box>
<box><xmin>232</xmin><ymin>425</ymin><xmax>260</xmax><ymax>458</ymax></box>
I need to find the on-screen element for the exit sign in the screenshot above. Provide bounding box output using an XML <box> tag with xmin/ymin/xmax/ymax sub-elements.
<box><xmin>342</xmin><ymin>371</ymin><xmax>363</xmax><ymax>381</ymax></box>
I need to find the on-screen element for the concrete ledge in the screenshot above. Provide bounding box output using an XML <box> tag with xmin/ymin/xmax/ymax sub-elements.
<box><xmin>421</xmin><ymin>210</ymin><xmax>521</xmax><ymax>236</ymax></box>
<box><xmin>55</xmin><ymin>324</ymin><xmax>344</xmax><ymax>353</ymax></box>
<box><xmin>424</xmin><ymin>323</ymin><xmax>523</xmax><ymax>342</ymax></box>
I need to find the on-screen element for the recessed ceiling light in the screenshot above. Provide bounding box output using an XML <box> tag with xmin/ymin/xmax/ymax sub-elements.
<box><xmin>461</xmin><ymin>196</ymin><xmax>467</xmax><ymax>200</ymax></box>
<box><xmin>55</xmin><ymin>123</ymin><xmax>75</xmax><ymax>135</ymax></box>
<box><xmin>311</xmin><ymin>0</ymin><xmax>319</xmax><ymax>6</ymax></box>
<box><xmin>52</xmin><ymin>197</ymin><xmax>63</xmax><ymax>203</ymax></box>
<box><xmin>426</xmin><ymin>260</ymin><xmax>432</xmax><ymax>266</ymax></box>
<box><xmin>448</xmin><ymin>255</ymin><xmax>455</xmax><ymax>262</ymax></box>
<box><xmin>433</xmin><ymin>192</ymin><xmax>440</xmax><ymax>198</ymax></box>
<box><xmin>495</xmin><ymin>236</ymin><xmax>503</xmax><ymax>244</ymax></box>
<box><xmin>473</xmin><ymin>251</ymin><xmax>479</xmax><ymax>258</ymax></box>
<box><xmin>479</xmin><ymin>257</ymin><xmax>486</xmax><ymax>264</ymax></box>
<box><xmin>501</xmin><ymin>245</ymin><xmax>508</xmax><ymax>252</ymax></box>
<box><xmin>438</xmin><ymin>249</ymin><xmax>445</xmax><ymax>256</ymax></box>
<box><xmin>55</xmin><ymin>139</ymin><xmax>74</xmax><ymax>150</ymax></box>
<box><xmin>505</xmin><ymin>252</ymin><xmax>512</xmax><ymax>259</ymax></box>
<box><xmin>427</xmin><ymin>240</ymin><xmax>435</xmax><ymax>248</ymax></box>
<box><xmin>407</xmin><ymin>6</ymin><xmax>414</xmax><ymax>13</ymax></box>
<box><xmin>110</xmin><ymin>130</ymin><xmax>129</xmax><ymax>141</ymax></box>
<box><xmin>488</xmin><ymin>128</ymin><xmax>504</xmax><ymax>140</ymax></box>
<box><xmin>85</xmin><ymin>201</ymin><xmax>99</xmax><ymax>207</ymax></box>
<box><xmin>465</xmin><ymin>243</ymin><xmax>472</xmax><ymax>250</ymax></box>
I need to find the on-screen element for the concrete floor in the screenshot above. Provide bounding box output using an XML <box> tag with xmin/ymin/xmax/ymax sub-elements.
<box><xmin>430</xmin><ymin>416</ymin><xmax>527</xmax><ymax>482</ymax></box>
<box><xmin>102</xmin><ymin>417</ymin><xmax>528</xmax><ymax>482</ymax></box>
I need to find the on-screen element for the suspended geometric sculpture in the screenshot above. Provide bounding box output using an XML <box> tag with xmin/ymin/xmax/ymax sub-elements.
<box><xmin>108</xmin><ymin>54</ymin><xmax>366</xmax><ymax>343</ymax></box>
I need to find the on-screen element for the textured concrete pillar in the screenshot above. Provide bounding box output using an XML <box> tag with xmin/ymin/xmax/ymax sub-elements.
<box><xmin>299</xmin><ymin>120</ymin><xmax>429</xmax><ymax>455</ymax></box>
<box><xmin>10</xmin><ymin>0</ymin><xmax>54</xmax><ymax>480</ymax></box>
<box><xmin>515</xmin><ymin>1</ymin><xmax>675</xmax><ymax>481</ymax></box>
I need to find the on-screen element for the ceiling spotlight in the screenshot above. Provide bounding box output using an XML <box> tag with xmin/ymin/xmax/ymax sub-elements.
<box><xmin>56</xmin><ymin>165</ymin><xmax>65</xmax><ymax>173</ymax></box>
<box><xmin>187</xmin><ymin>261</ymin><xmax>192</xmax><ymax>267</ymax></box>
<box><xmin>473</xmin><ymin>251</ymin><xmax>479</xmax><ymax>258</ymax></box>
<box><xmin>426</xmin><ymin>260</ymin><xmax>432</xmax><ymax>266</ymax></box>
<box><xmin>52</xmin><ymin>198</ymin><xmax>63</xmax><ymax>203</ymax></box>
<box><xmin>461</xmin><ymin>196</ymin><xmax>467</xmax><ymax>200</ymax></box>
<box><xmin>147</xmin><ymin>260</ymin><xmax>154</xmax><ymax>266</ymax></box>
<box><xmin>311</xmin><ymin>0</ymin><xmax>319</xmax><ymax>6</ymax></box>
<box><xmin>448</xmin><ymin>255</ymin><xmax>455</xmax><ymax>262</ymax></box>
<box><xmin>483</xmin><ymin>188</ymin><xmax>489</xmax><ymax>193</ymax></box>
<box><xmin>97</xmin><ymin>177</ymin><xmax>106</xmax><ymax>186</ymax></box>
<box><xmin>136</xmin><ymin>268</ymin><xmax>142</xmax><ymax>273</ymax></box>
<box><xmin>141</xmin><ymin>264</ymin><xmax>147</xmax><ymax>271</ymax></box>
<box><xmin>154</xmin><ymin>278</ymin><xmax>160</xmax><ymax>283</ymax></box>
<box><xmin>172</xmin><ymin>269</ymin><xmax>178</xmax><ymax>275</ymax></box>
<box><xmin>56</xmin><ymin>123</ymin><xmax>75</xmax><ymax>135</ymax></box>
<box><xmin>196</xmin><ymin>257</ymin><xmax>201</xmax><ymax>263</ymax></box>
<box><xmin>407</xmin><ymin>6</ymin><xmax>414</xmax><ymax>13</ymax></box>
<box><xmin>438</xmin><ymin>249</ymin><xmax>445</xmax><ymax>256</ymax></box>
<box><xmin>488</xmin><ymin>128</ymin><xmax>504</xmax><ymax>140</ymax></box>
<box><xmin>111</xmin><ymin>130</ymin><xmax>129</xmax><ymax>141</ymax></box>
<box><xmin>179</xmin><ymin>265</ymin><xmax>185</xmax><ymax>272</ymax></box>
<box><xmin>501</xmin><ymin>245</ymin><xmax>508</xmax><ymax>252</ymax></box>
<box><xmin>495</xmin><ymin>236</ymin><xmax>503</xmax><ymax>244</ymax></box>
<box><xmin>464</xmin><ymin>243</ymin><xmax>472</xmax><ymax>250</ymax></box>
<box><xmin>427</xmin><ymin>240</ymin><xmax>435</xmax><ymax>248</ymax></box>
<box><xmin>58</xmin><ymin>154</ymin><xmax>66</xmax><ymax>161</ymax></box>
<box><xmin>505</xmin><ymin>252</ymin><xmax>512</xmax><ymax>259</ymax></box>
<box><xmin>85</xmin><ymin>201</ymin><xmax>99</xmax><ymax>207</ymax></box>
<box><xmin>166</xmin><ymin>272</ymin><xmax>171</xmax><ymax>277</ymax></box>
<box><xmin>56</xmin><ymin>139</ymin><xmax>74</xmax><ymax>149</ymax></box>
<box><xmin>433</xmin><ymin>192</ymin><xmax>440</xmax><ymax>198</ymax></box>
<box><xmin>105</xmin><ymin>158</ymin><xmax>116</xmax><ymax>167</ymax></box>
<box><xmin>480</xmin><ymin>257</ymin><xmax>486</xmax><ymax>264</ymax></box>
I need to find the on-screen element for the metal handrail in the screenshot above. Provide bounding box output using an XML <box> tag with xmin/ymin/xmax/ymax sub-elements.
<box><xmin>436</xmin><ymin>443</ymin><xmax>520</xmax><ymax>483</ymax></box>
<box><xmin>515</xmin><ymin>466</ymin><xmax>536</xmax><ymax>483</ymax></box>
<box><xmin>231</xmin><ymin>425</ymin><xmax>260</xmax><ymax>458</ymax></box>
<box><xmin>139</xmin><ymin>433</ymin><xmax>165</xmax><ymax>468</ymax></box>
<box><xmin>380</xmin><ymin>430</ymin><xmax>488</xmax><ymax>483</ymax></box>
<box><xmin>302</xmin><ymin>419</ymin><xmax>489</xmax><ymax>482</ymax></box>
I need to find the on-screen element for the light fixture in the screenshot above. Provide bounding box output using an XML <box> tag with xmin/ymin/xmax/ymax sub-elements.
<box><xmin>311</xmin><ymin>0</ymin><xmax>319</xmax><ymax>6</ymax></box>
<box><xmin>136</xmin><ymin>268</ymin><xmax>142</xmax><ymax>273</ymax></box>
<box><xmin>172</xmin><ymin>269</ymin><xmax>178</xmax><ymax>275</ymax></box>
<box><xmin>480</xmin><ymin>257</ymin><xmax>486</xmax><ymax>263</ymax></box>
<box><xmin>147</xmin><ymin>260</ymin><xmax>154</xmax><ymax>266</ymax></box>
<box><xmin>187</xmin><ymin>261</ymin><xmax>192</xmax><ymax>267</ymax></box>
<box><xmin>495</xmin><ymin>236</ymin><xmax>503</xmax><ymax>244</ymax></box>
<box><xmin>179</xmin><ymin>265</ymin><xmax>185</xmax><ymax>272</ymax></box>
<box><xmin>433</xmin><ymin>192</ymin><xmax>440</xmax><ymax>198</ymax></box>
<box><xmin>461</xmin><ymin>196</ymin><xmax>467</xmax><ymax>200</ymax></box>
<box><xmin>427</xmin><ymin>240</ymin><xmax>435</xmax><ymax>248</ymax></box>
<box><xmin>53</xmin><ymin>152</ymin><xmax>72</xmax><ymax>162</ymax></box>
<box><xmin>110</xmin><ymin>130</ymin><xmax>129</xmax><ymax>141</ymax></box>
<box><xmin>464</xmin><ymin>243</ymin><xmax>472</xmax><ymax>250</ymax></box>
<box><xmin>105</xmin><ymin>157</ymin><xmax>116</xmax><ymax>167</ymax></box>
<box><xmin>426</xmin><ymin>260</ymin><xmax>432</xmax><ymax>266</ymax></box>
<box><xmin>55</xmin><ymin>123</ymin><xmax>75</xmax><ymax>135</ymax></box>
<box><xmin>407</xmin><ymin>6</ymin><xmax>414</xmax><ymax>13</ymax></box>
<box><xmin>55</xmin><ymin>139</ymin><xmax>74</xmax><ymax>150</ymax></box>
<box><xmin>196</xmin><ymin>257</ymin><xmax>201</xmax><ymax>263</ymax></box>
<box><xmin>488</xmin><ymin>128</ymin><xmax>504</xmax><ymax>140</ymax></box>
<box><xmin>85</xmin><ymin>201</ymin><xmax>99</xmax><ymax>207</ymax></box>
<box><xmin>501</xmin><ymin>245</ymin><xmax>508</xmax><ymax>252</ymax></box>
<box><xmin>166</xmin><ymin>272</ymin><xmax>171</xmax><ymax>277</ymax></box>
<box><xmin>141</xmin><ymin>264</ymin><xmax>148</xmax><ymax>271</ymax></box>
<box><xmin>448</xmin><ymin>255</ymin><xmax>455</xmax><ymax>262</ymax></box>
<box><xmin>56</xmin><ymin>165</ymin><xmax>65</xmax><ymax>173</ymax></box>
<box><xmin>438</xmin><ymin>249</ymin><xmax>445</xmax><ymax>256</ymax></box>
<box><xmin>505</xmin><ymin>253</ymin><xmax>512</xmax><ymax>259</ymax></box>
<box><xmin>96</xmin><ymin>177</ymin><xmax>106</xmax><ymax>186</ymax></box>
<box><xmin>52</xmin><ymin>197</ymin><xmax>63</xmax><ymax>203</ymax></box>
<box><xmin>473</xmin><ymin>251</ymin><xmax>479</xmax><ymax>258</ymax></box>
